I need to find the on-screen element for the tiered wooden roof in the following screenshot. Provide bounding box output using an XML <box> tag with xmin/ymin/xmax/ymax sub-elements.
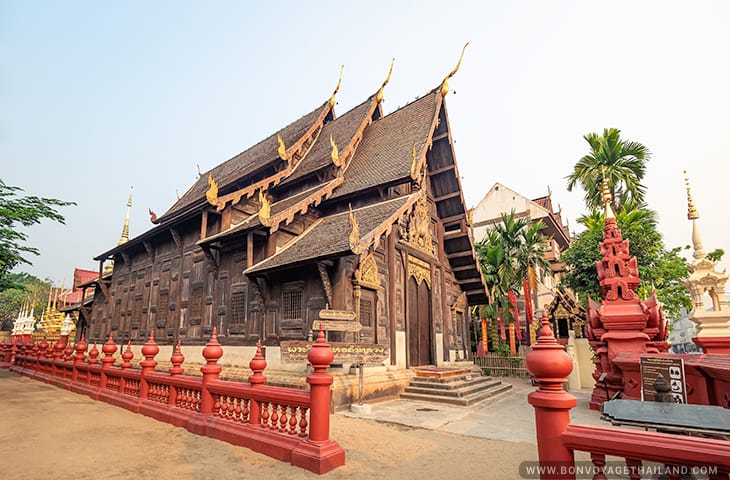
<box><xmin>95</xmin><ymin>60</ymin><xmax>488</xmax><ymax>304</ymax></box>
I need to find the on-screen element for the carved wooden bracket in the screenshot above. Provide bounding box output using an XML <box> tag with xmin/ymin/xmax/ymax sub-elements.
<box><xmin>143</xmin><ymin>241</ymin><xmax>155</xmax><ymax>262</ymax></box>
<box><xmin>317</xmin><ymin>261</ymin><xmax>333</xmax><ymax>307</ymax></box>
<box><xmin>170</xmin><ymin>228</ymin><xmax>183</xmax><ymax>250</ymax></box>
<box><xmin>201</xmin><ymin>245</ymin><xmax>219</xmax><ymax>277</ymax></box>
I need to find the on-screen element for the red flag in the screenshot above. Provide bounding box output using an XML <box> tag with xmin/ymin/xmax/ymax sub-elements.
<box><xmin>508</xmin><ymin>290</ymin><xmax>521</xmax><ymax>341</ymax></box>
<box><xmin>499</xmin><ymin>307</ymin><xmax>506</xmax><ymax>341</ymax></box>
<box><xmin>523</xmin><ymin>278</ymin><xmax>533</xmax><ymax>347</ymax></box>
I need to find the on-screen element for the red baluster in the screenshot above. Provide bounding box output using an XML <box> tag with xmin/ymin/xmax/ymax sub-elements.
<box><xmin>298</xmin><ymin>407</ymin><xmax>308</xmax><ymax>438</ymax></box>
<box><xmin>526</xmin><ymin>312</ymin><xmax>576</xmax><ymax>479</ymax></box>
<box><xmin>120</xmin><ymin>341</ymin><xmax>134</xmax><ymax>369</ymax></box>
<box><xmin>289</xmin><ymin>406</ymin><xmax>298</xmax><ymax>435</ymax></box>
<box><xmin>200</xmin><ymin>328</ymin><xmax>222</xmax><ymax>415</ymax></box>
<box><xmin>270</xmin><ymin>403</ymin><xmax>279</xmax><ymax>430</ymax></box>
<box><xmin>279</xmin><ymin>404</ymin><xmax>288</xmax><ymax>432</ymax></box>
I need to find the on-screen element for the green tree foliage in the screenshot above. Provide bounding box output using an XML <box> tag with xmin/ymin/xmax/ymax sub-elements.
<box><xmin>0</xmin><ymin>272</ymin><xmax>50</xmax><ymax>331</ymax></box>
<box><xmin>475</xmin><ymin>211</ymin><xmax>550</xmax><ymax>323</ymax></box>
<box><xmin>566</xmin><ymin>128</ymin><xmax>651</xmax><ymax>211</ymax></box>
<box><xmin>0</xmin><ymin>179</ymin><xmax>75</xmax><ymax>289</ymax></box>
<box><xmin>706</xmin><ymin>248</ymin><xmax>725</xmax><ymax>262</ymax></box>
<box><xmin>560</xmin><ymin>207</ymin><xmax>691</xmax><ymax>319</ymax></box>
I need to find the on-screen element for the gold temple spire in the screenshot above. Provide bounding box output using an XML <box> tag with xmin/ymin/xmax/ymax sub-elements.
<box><xmin>375</xmin><ymin>58</ymin><xmax>395</xmax><ymax>104</ymax></box>
<box><xmin>441</xmin><ymin>43</ymin><xmax>469</xmax><ymax>97</ymax></box>
<box><xmin>258</xmin><ymin>189</ymin><xmax>271</xmax><ymax>227</ymax></box>
<box><xmin>684</xmin><ymin>170</ymin><xmax>700</xmax><ymax>220</ymax></box>
<box><xmin>329</xmin><ymin>65</ymin><xmax>344</xmax><ymax>108</ymax></box>
<box><xmin>205</xmin><ymin>173</ymin><xmax>218</xmax><ymax>206</ymax></box>
<box><xmin>330</xmin><ymin>135</ymin><xmax>341</xmax><ymax>168</ymax></box>
<box><xmin>684</xmin><ymin>170</ymin><xmax>706</xmax><ymax>261</ymax></box>
<box><xmin>277</xmin><ymin>134</ymin><xmax>289</xmax><ymax>162</ymax></box>
<box><xmin>601</xmin><ymin>167</ymin><xmax>615</xmax><ymax>220</ymax></box>
<box><xmin>118</xmin><ymin>186</ymin><xmax>133</xmax><ymax>246</ymax></box>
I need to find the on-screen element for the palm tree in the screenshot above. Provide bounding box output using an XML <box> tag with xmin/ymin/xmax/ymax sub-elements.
<box><xmin>566</xmin><ymin>128</ymin><xmax>651</xmax><ymax>211</ymax></box>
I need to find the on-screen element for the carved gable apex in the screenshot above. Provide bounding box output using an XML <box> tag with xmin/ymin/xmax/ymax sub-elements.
<box><xmin>354</xmin><ymin>251</ymin><xmax>381</xmax><ymax>290</ymax></box>
<box><xmin>406</xmin><ymin>195</ymin><xmax>436</xmax><ymax>256</ymax></box>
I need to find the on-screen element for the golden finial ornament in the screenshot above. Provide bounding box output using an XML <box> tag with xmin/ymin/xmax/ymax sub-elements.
<box><xmin>277</xmin><ymin>134</ymin><xmax>289</xmax><ymax>162</ymax></box>
<box><xmin>330</xmin><ymin>135</ymin><xmax>341</xmax><ymax>168</ymax></box>
<box><xmin>441</xmin><ymin>43</ymin><xmax>469</xmax><ymax>97</ymax></box>
<box><xmin>376</xmin><ymin>58</ymin><xmax>395</xmax><ymax>104</ymax></box>
<box><xmin>148</xmin><ymin>208</ymin><xmax>157</xmax><ymax>223</ymax></box>
<box><xmin>348</xmin><ymin>203</ymin><xmax>361</xmax><ymax>254</ymax></box>
<box><xmin>258</xmin><ymin>189</ymin><xmax>271</xmax><ymax>227</ymax></box>
<box><xmin>600</xmin><ymin>166</ymin><xmax>615</xmax><ymax>220</ymax></box>
<box><xmin>205</xmin><ymin>173</ymin><xmax>218</xmax><ymax>206</ymax></box>
<box><xmin>684</xmin><ymin>170</ymin><xmax>700</xmax><ymax>220</ymax></box>
<box><xmin>410</xmin><ymin>143</ymin><xmax>418</xmax><ymax>178</ymax></box>
<box><xmin>118</xmin><ymin>186</ymin><xmax>133</xmax><ymax>246</ymax></box>
<box><xmin>329</xmin><ymin>65</ymin><xmax>344</xmax><ymax>108</ymax></box>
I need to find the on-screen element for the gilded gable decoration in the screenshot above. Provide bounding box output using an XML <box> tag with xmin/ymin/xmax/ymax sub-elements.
<box><xmin>376</xmin><ymin>58</ymin><xmax>395</xmax><ymax>104</ymax></box>
<box><xmin>330</xmin><ymin>135</ymin><xmax>342</xmax><ymax>168</ymax></box>
<box><xmin>348</xmin><ymin>203</ymin><xmax>361</xmax><ymax>254</ymax></box>
<box><xmin>440</xmin><ymin>43</ymin><xmax>468</xmax><ymax>97</ymax></box>
<box><xmin>329</xmin><ymin>65</ymin><xmax>343</xmax><ymax>108</ymax></box>
<box><xmin>408</xmin><ymin>254</ymin><xmax>431</xmax><ymax>288</ymax></box>
<box><xmin>354</xmin><ymin>251</ymin><xmax>381</xmax><ymax>289</ymax></box>
<box><xmin>258</xmin><ymin>189</ymin><xmax>271</xmax><ymax>227</ymax></box>
<box><xmin>205</xmin><ymin>174</ymin><xmax>218</xmax><ymax>206</ymax></box>
<box><xmin>277</xmin><ymin>134</ymin><xmax>289</xmax><ymax>162</ymax></box>
<box><xmin>407</xmin><ymin>195</ymin><xmax>436</xmax><ymax>255</ymax></box>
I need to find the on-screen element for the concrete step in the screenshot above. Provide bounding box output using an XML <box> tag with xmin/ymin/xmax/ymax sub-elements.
<box><xmin>403</xmin><ymin>379</ymin><xmax>504</xmax><ymax>398</ymax></box>
<box><xmin>407</xmin><ymin>375</ymin><xmax>497</xmax><ymax>391</ymax></box>
<box><xmin>400</xmin><ymin>382</ymin><xmax>513</xmax><ymax>407</ymax></box>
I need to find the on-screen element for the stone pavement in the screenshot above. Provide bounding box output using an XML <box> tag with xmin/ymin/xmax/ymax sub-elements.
<box><xmin>340</xmin><ymin>376</ymin><xmax>605</xmax><ymax>444</ymax></box>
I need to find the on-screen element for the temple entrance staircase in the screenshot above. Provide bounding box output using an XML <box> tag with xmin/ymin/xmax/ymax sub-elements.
<box><xmin>400</xmin><ymin>366</ymin><xmax>512</xmax><ymax>406</ymax></box>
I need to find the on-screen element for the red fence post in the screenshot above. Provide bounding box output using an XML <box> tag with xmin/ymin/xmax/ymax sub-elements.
<box><xmin>168</xmin><ymin>341</ymin><xmax>185</xmax><ymax>407</ymax></box>
<box><xmin>200</xmin><ymin>328</ymin><xmax>222</xmax><ymax>414</ymax></box>
<box><xmin>100</xmin><ymin>333</ymin><xmax>118</xmax><ymax>390</ymax></box>
<box><xmin>248</xmin><ymin>340</ymin><xmax>267</xmax><ymax>425</ymax></box>
<box><xmin>120</xmin><ymin>341</ymin><xmax>134</xmax><ymax>369</ymax></box>
<box><xmin>72</xmin><ymin>335</ymin><xmax>87</xmax><ymax>383</ymax></box>
<box><xmin>525</xmin><ymin>312</ymin><xmax>577</xmax><ymax>480</ymax></box>
<box><xmin>139</xmin><ymin>332</ymin><xmax>159</xmax><ymax>401</ymax></box>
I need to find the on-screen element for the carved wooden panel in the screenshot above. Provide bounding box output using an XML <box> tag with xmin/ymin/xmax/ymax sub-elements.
<box><xmin>190</xmin><ymin>282</ymin><xmax>204</xmax><ymax>325</ymax></box>
<box><xmin>228</xmin><ymin>283</ymin><xmax>247</xmax><ymax>334</ymax></box>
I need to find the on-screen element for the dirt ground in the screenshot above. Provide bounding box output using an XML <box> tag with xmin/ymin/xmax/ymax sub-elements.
<box><xmin>0</xmin><ymin>369</ymin><xmax>537</xmax><ymax>480</ymax></box>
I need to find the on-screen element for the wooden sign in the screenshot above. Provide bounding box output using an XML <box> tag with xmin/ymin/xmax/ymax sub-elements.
<box><xmin>640</xmin><ymin>356</ymin><xmax>687</xmax><ymax>403</ymax></box>
<box><xmin>280</xmin><ymin>340</ymin><xmax>389</xmax><ymax>364</ymax></box>
<box><xmin>312</xmin><ymin>320</ymin><xmax>362</xmax><ymax>332</ymax></box>
<box><xmin>318</xmin><ymin>309</ymin><xmax>357</xmax><ymax>321</ymax></box>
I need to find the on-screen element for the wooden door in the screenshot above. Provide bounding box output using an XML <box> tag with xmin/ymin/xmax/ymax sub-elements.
<box><xmin>407</xmin><ymin>277</ymin><xmax>433</xmax><ymax>366</ymax></box>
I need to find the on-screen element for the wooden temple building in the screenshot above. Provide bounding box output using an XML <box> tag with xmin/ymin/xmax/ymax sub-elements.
<box><xmin>81</xmin><ymin>53</ymin><xmax>488</xmax><ymax>404</ymax></box>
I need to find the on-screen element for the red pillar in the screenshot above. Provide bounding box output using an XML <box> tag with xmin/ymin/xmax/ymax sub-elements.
<box><xmin>291</xmin><ymin>329</ymin><xmax>345</xmax><ymax>474</ymax></box>
<box><xmin>139</xmin><ymin>332</ymin><xmax>159</xmax><ymax>401</ymax></box>
<box><xmin>248</xmin><ymin>340</ymin><xmax>267</xmax><ymax>425</ymax></box>
<box><xmin>100</xmin><ymin>333</ymin><xmax>118</xmax><ymax>390</ymax></box>
<box><xmin>526</xmin><ymin>312</ymin><xmax>576</xmax><ymax>480</ymax></box>
<box><xmin>72</xmin><ymin>335</ymin><xmax>87</xmax><ymax>383</ymax></box>
<box><xmin>200</xmin><ymin>328</ymin><xmax>222</xmax><ymax>414</ymax></box>
<box><xmin>168</xmin><ymin>341</ymin><xmax>185</xmax><ymax>407</ymax></box>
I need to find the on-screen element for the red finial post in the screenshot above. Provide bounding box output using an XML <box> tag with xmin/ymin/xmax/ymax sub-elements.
<box><xmin>101</xmin><ymin>333</ymin><xmax>118</xmax><ymax>369</ymax></box>
<box><xmin>200</xmin><ymin>327</ymin><xmax>223</xmax><ymax>414</ymax></box>
<box><xmin>87</xmin><ymin>342</ymin><xmax>100</xmax><ymax>365</ymax></box>
<box><xmin>169</xmin><ymin>340</ymin><xmax>185</xmax><ymax>376</ymax></box>
<box><xmin>247</xmin><ymin>340</ymin><xmax>267</xmax><ymax>425</ymax></box>
<box><xmin>139</xmin><ymin>332</ymin><xmax>159</xmax><ymax>401</ymax></box>
<box><xmin>120</xmin><ymin>341</ymin><xmax>134</xmax><ymax>369</ymax></box>
<box><xmin>525</xmin><ymin>312</ymin><xmax>577</xmax><ymax>479</ymax></box>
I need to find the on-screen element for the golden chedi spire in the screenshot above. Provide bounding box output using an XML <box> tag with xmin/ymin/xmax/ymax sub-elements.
<box><xmin>329</xmin><ymin>65</ymin><xmax>343</xmax><ymax>109</ymax></box>
<box><xmin>441</xmin><ymin>43</ymin><xmax>469</xmax><ymax>97</ymax></box>
<box><xmin>684</xmin><ymin>170</ymin><xmax>706</xmax><ymax>261</ymax></box>
<box><xmin>376</xmin><ymin>58</ymin><xmax>395</xmax><ymax>104</ymax></box>
<box><xmin>118</xmin><ymin>186</ymin><xmax>133</xmax><ymax>246</ymax></box>
<box><xmin>601</xmin><ymin>166</ymin><xmax>616</xmax><ymax>221</ymax></box>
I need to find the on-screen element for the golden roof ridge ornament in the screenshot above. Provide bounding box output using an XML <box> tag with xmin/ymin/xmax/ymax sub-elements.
<box><xmin>684</xmin><ymin>170</ymin><xmax>706</xmax><ymax>261</ymax></box>
<box><xmin>330</xmin><ymin>135</ymin><xmax>341</xmax><ymax>168</ymax></box>
<box><xmin>329</xmin><ymin>65</ymin><xmax>344</xmax><ymax>108</ymax></box>
<box><xmin>410</xmin><ymin>143</ymin><xmax>418</xmax><ymax>178</ymax></box>
<box><xmin>441</xmin><ymin>42</ymin><xmax>469</xmax><ymax>97</ymax></box>
<box><xmin>601</xmin><ymin>166</ymin><xmax>615</xmax><ymax>220</ymax></box>
<box><xmin>118</xmin><ymin>186</ymin><xmax>133</xmax><ymax>246</ymax></box>
<box><xmin>348</xmin><ymin>203</ymin><xmax>361</xmax><ymax>254</ymax></box>
<box><xmin>258</xmin><ymin>188</ymin><xmax>271</xmax><ymax>227</ymax></box>
<box><xmin>277</xmin><ymin>134</ymin><xmax>289</xmax><ymax>162</ymax></box>
<box><xmin>205</xmin><ymin>173</ymin><xmax>218</xmax><ymax>206</ymax></box>
<box><xmin>376</xmin><ymin>58</ymin><xmax>395</xmax><ymax>104</ymax></box>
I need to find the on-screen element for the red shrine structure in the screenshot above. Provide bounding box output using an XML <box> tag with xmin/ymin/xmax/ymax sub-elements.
<box><xmin>585</xmin><ymin>179</ymin><xmax>669</xmax><ymax>410</ymax></box>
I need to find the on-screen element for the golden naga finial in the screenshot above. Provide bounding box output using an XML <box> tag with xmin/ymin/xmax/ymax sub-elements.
<box><xmin>376</xmin><ymin>58</ymin><xmax>395</xmax><ymax>104</ymax></box>
<box><xmin>330</xmin><ymin>135</ymin><xmax>341</xmax><ymax>168</ymax></box>
<box><xmin>118</xmin><ymin>186</ymin><xmax>133</xmax><ymax>246</ymax></box>
<box><xmin>684</xmin><ymin>170</ymin><xmax>700</xmax><ymax>220</ymax></box>
<box><xmin>205</xmin><ymin>173</ymin><xmax>218</xmax><ymax>206</ymax></box>
<box><xmin>148</xmin><ymin>208</ymin><xmax>157</xmax><ymax>223</ymax></box>
<box><xmin>600</xmin><ymin>166</ymin><xmax>615</xmax><ymax>220</ymax></box>
<box><xmin>410</xmin><ymin>143</ymin><xmax>418</xmax><ymax>178</ymax></box>
<box><xmin>258</xmin><ymin>189</ymin><xmax>271</xmax><ymax>227</ymax></box>
<box><xmin>441</xmin><ymin>43</ymin><xmax>469</xmax><ymax>97</ymax></box>
<box><xmin>348</xmin><ymin>203</ymin><xmax>361</xmax><ymax>254</ymax></box>
<box><xmin>277</xmin><ymin>134</ymin><xmax>289</xmax><ymax>162</ymax></box>
<box><xmin>329</xmin><ymin>65</ymin><xmax>344</xmax><ymax>108</ymax></box>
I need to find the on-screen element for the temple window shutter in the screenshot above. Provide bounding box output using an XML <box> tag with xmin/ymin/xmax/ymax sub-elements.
<box><xmin>282</xmin><ymin>287</ymin><xmax>302</xmax><ymax>321</ymax></box>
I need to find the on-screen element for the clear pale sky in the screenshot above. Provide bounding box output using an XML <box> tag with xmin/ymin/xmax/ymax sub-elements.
<box><xmin>2</xmin><ymin>1</ymin><xmax>729</xmax><ymax>285</ymax></box>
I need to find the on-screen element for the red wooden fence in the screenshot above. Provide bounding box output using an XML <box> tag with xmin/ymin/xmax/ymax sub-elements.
<box><xmin>526</xmin><ymin>312</ymin><xmax>730</xmax><ymax>480</ymax></box>
<box><xmin>0</xmin><ymin>329</ymin><xmax>345</xmax><ymax>474</ymax></box>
